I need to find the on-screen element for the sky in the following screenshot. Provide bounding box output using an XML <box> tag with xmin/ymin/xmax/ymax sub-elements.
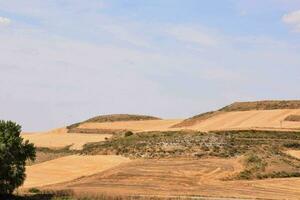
<box><xmin>1</xmin><ymin>0</ymin><xmax>300</xmax><ymax>131</ymax></box>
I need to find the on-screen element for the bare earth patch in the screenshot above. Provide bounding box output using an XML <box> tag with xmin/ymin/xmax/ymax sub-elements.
<box><xmin>23</xmin><ymin>155</ymin><xmax>130</xmax><ymax>188</ymax></box>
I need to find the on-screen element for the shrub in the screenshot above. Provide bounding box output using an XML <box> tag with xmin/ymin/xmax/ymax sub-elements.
<box><xmin>283</xmin><ymin>142</ymin><xmax>300</xmax><ymax>149</ymax></box>
<box><xmin>284</xmin><ymin>115</ymin><xmax>300</xmax><ymax>122</ymax></box>
<box><xmin>124</xmin><ymin>131</ymin><xmax>133</xmax><ymax>137</ymax></box>
<box><xmin>28</xmin><ymin>188</ymin><xmax>41</xmax><ymax>194</ymax></box>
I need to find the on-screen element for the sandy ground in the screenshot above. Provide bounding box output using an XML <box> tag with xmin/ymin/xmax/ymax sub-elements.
<box><xmin>78</xmin><ymin>119</ymin><xmax>182</xmax><ymax>132</ymax></box>
<box><xmin>188</xmin><ymin>109</ymin><xmax>300</xmax><ymax>131</ymax></box>
<box><xmin>285</xmin><ymin>150</ymin><xmax>300</xmax><ymax>159</ymax></box>
<box><xmin>22</xmin><ymin>128</ymin><xmax>112</xmax><ymax>150</ymax></box>
<box><xmin>47</xmin><ymin>157</ymin><xmax>300</xmax><ymax>200</ymax></box>
<box><xmin>23</xmin><ymin>155</ymin><xmax>130</xmax><ymax>188</ymax></box>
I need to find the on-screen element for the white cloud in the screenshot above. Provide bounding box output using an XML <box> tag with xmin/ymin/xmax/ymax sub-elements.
<box><xmin>166</xmin><ymin>25</ymin><xmax>219</xmax><ymax>47</ymax></box>
<box><xmin>0</xmin><ymin>17</ymin><xmax>11</xmax><ymax>25</ymax></box>
<box><xmin>282</xmin><ymin>10</ymin><xmax>300</xmax><ymax>32</ymax></box>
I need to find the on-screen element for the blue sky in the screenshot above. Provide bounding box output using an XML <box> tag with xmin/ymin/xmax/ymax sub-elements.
<box><xmin>1</xmin><ymin>0</ymin><xmax>300</xmax><ymax>131</ymax></box>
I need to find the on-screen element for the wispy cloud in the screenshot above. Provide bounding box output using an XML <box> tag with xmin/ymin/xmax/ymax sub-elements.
<box><xmin>282</xmin><ymin>10</ymin><xmax>300</xmax><ymax>32</ymax></box>
<box><xmin>166</xmin><ymin>25</ymin><xmax>219</xmax><ymax>47</ymax></box>
<box><xmin>0</xmin><ymin>17</ymin><xmax>11</xmax><ymax>25</ymax></box>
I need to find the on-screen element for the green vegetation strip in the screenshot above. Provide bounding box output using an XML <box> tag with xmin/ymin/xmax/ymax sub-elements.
<box><xmin>82</xmin><ymin>130</ymin><xmax>300</xmax><ymax>180</ymax></box>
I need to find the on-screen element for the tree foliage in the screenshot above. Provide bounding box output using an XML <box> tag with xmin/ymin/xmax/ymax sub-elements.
<box><xmin>0</xmin><ymin>120</ymin><xmax>36</xmax><ymax>194</ymax></box>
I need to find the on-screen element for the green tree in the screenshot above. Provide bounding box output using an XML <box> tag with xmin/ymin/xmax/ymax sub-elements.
<box><xmin>0</xmin><ymin>120</ymin><xmax>36</xmax><ymax>194</ymax></box>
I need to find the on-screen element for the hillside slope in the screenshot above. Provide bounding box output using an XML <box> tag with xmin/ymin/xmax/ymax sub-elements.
<box><xmin>174</xmin><ymin>100</ymin><xmax>300</xmax><ymax>131</ymax></box>
<box><xmin>188</xmin><ymin>109</ymin><xmax>300</xmax><ymax>131</ymax></box>
<box><xmin>22</xmin><ymin>128</ymin><xmax>111</xmax><ymax>150</ymax></box>
<box><xmin>77</xmin><ymin>119</ymin><xmax>182</xmax><ymax>132</ymax></box>
<box><xmin>67</xmin><ymin>114</ymin><xmax>162</xmax><ymax>133</ymax></box>
<box><xmin>24</xmin><ymin>155</ymin><xmax>130</xmax><ymax>188</ymax></box>
<box><xmin>47</xmin><ymin>154</ymin><xmax>300</xmax><ymax>199</ymax></box>
<box><xmin>220</xmin><ymin>100</ymin><xmax>300</xmax><ymax>112</ymax></box>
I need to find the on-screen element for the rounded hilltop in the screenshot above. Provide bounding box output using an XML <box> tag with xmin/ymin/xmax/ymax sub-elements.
<box><xmin>219</xmin><ymin>100</ymin><xmax>300</xmax><ymax>112</ymax></box>
<box><xmin>67</xmin><ymin>114</ymin><xmax>161</xmax><ymax>130</ymax></box>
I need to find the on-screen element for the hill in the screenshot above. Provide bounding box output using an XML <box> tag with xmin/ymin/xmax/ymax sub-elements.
<box><xmin>67</xmin><ymin>114</ymin><xmax>161</xmax><ymax>133</ymax></box>
<box><xmin>173</xmin><ymin>100</ymin><xmax>300</xmax><ymax>129</ymax></box>
<box><xmin>220</xmin><ymin>100</ymin><xmax>300</xmax><ymax>112</ymax></box>
<box><xmin>20</xmin><ymin>102</ymin><xmax>300</xmax><ymax>199</ymax></box>
<box><xmin>43</xmin><ymin>130</ymin><xmax>300</xmax><ymax>199</ymax></box>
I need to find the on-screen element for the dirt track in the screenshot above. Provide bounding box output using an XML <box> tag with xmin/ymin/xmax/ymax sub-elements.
<box><xmin>22</xmin><ymin>128</ymin><xmax>111</xmax><ymax>150</ymax></box>
<box><xmin>23</xmin><ymin>155</ymin><xmax>130</xmax><ymax>188</ymax></box>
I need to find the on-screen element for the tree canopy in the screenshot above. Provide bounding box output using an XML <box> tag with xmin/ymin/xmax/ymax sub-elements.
<box><xmin>0</xmin><ymin>120</ymin><xmax>36</xmax><ymax>194</ymax></box>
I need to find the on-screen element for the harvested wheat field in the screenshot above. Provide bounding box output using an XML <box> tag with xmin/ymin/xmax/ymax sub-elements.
<box><xmin>186</xmin><ymin>109</ymin><xmax>300</xmax><ymax>131</ymax></box>
<box><xmin>47</xmin><ymin>157</ymin><xmax>242</xmax><ymax>196</ymax></box>
<box><xmin>77</xmin><ymin>119</ymin><xmax>182</xmax><ymax>132</ymax></box>
<box><xmin>22</xmin><ymin>128</ymin><xmax>112</xmax><ymax>150</ymax></box>
<box><xmin>286</xmin><ymin>150</ymin><xmax>300</xmax><ymax>159</ymax></box>
<box><xmin>23</xmin><ymin>155</ymin><xmax>130</xmax><ymax>188</ymax></box>
<box><xmin>46</xmin><ymin>157</ymin><xmax>300</xmax><ymax>199</ymax></box>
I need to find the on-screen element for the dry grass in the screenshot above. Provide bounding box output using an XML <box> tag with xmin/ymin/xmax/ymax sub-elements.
<box><xmin>173</xmin><ymin>100</ymin><xmax>300</xmax><ymax>129</ymax></box>
<box><xmin>81</xmin><ymin>130</ymin><xmax>300</xmax><ymax>180</ymax></box>
<box><xmin>84</xmin><ymin>114</ymin><xmax>161</xmax><ymax>123</ymax></box>
<box><xmin>285</xmin><ymin>150</ymin><xmax>300</xmax><ymax>159</ymax></box>
<box><xmin>187</xmin><ymin>109</ymin><xmax>300</xmax><ymax>131</ymax></box>
<box><xmin>22</xmin><ymin>128</ymin><xmax>112</xmax><ymax>150</ymax></box>
<box><xmin>46</xmin><ymin>157</ymin><xmax>300</xmax><ymax>200</ymax></box>
<box><xmin>220</xmin><ymin>100</ymin><xmax>300</xmax><ymax>111</ymax></box>
<box><xmin>21</xmin><ymin>129</ymin><xmax>300</xmax><ymax>199</ymax></box>
<box><xmin>171</xmin><ymin>111</ymin><xmax>222</xmax><ymax>128</ymax></box>
<box><xmin>23</xmin><ymin>155</ymin><xmax>130</xmax><ymax>188</ymax></box>
<box><xmin>285</xmin><ymin>115</ymin><xmax>300</xmax><ymax>122</ymax></box>
<box><xmin>46</xmin><ymin>157</ymin><xmax>243</xmax><ymax>197</ymax></box>
<box><xmin>77</xmin><ymin>120</ymin><xmax>182</xmax><ymax>133</ymax></box>
<box><xmin>67</xmin><ymin>114</ymin><xmax>162</xmax><ymax>132</ymax></box>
